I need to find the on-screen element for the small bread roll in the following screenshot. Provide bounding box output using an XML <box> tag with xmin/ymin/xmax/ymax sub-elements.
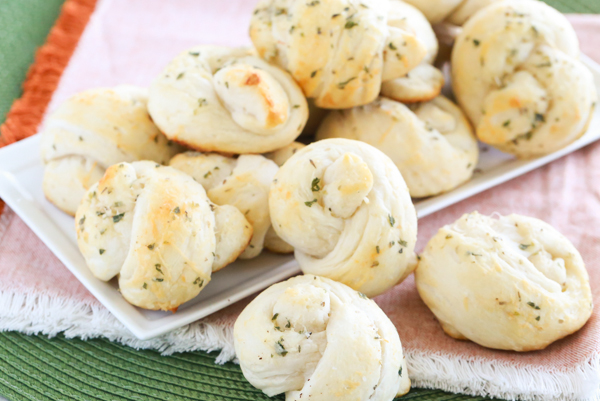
<box><xmin>170</xmin><ymin>152</ymin><xmax>292</xmax><ymax>258</ymax></box>
<box><xmin>402</xmin><ymin>0</ymin><xmax>502</xmax><ymax>25</ymax></box>
<box><xmin>234</xmin><ymin>275</ymin><xmax>410</xmax><ymax>400</ymax></box>
<box><xmin>445</xmin><ymin>0</ymin><xmax>503</xmax><ymax>25</ymax></box>
<box><xmin>250</xmin><ymin>0</ymin><xmax>434</xmax><ymax>109</ymax></box>
<box><xmin>381</xmin><ymin>64</ymin><xmax>444</xmax><ymax>104</ymax></box>
<box><xmin>452</xmin><ymin>0</ymin><xmax>597</xmax><ymax>158</ymax></box>
<box><xmin>380</xmin><ymin>3</ymin><xmax>443</xmax><ymax>103</ymax></box>
<box><xmin>75</xmin><ymin>162</ymin><xmax>252</xmax><ymax>311</ymax></box>
<box><xmin>402</xmin><ymin>0</ymin><xmax>463</xmax><ymax>24</ymax></box>
<box><xmin>40</xmin><ymin>86</ymin><xmax>179</xmax><ymax>216</ymax></box>
<box><xmin>317</xmin><ymin>96</ymin><xmax>478</xmax><ymax>198</ymax></box>
<box><xmin>148</xmin><ymin>46</ymin><xmax>308</xmax><ymax>154</ymax></box>
<box><xmin>269</xmin><ymin>138</ymin><xmax>417</xmax><ymax>297</ymax></box>
<box><xmin>416</xmin><ymin>212</ymin><xmax>593</xmax><ymax>351</ymax></box>
<box><xmin>264</xmin><ymin>142</ymin><xmax>306</xmax><ymax>167</ymax></box>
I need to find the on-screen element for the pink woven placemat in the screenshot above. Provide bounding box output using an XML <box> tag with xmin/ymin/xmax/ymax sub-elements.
<box><xmin>1</xmin><ymin>1</ymin><xmax>599</xmax><ymax>399</ymax></box>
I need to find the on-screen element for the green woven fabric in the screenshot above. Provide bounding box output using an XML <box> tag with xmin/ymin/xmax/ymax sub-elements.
<box><xmin>0</xmin><ymin>332</ymin><xmax>495</xmax><ymax>401</ymax></box>
<box><xmin>0</xmin><ymin>0</ymin><xmax>65</xmax><ymax>126</ymax></box>
<box><xmin>0</xmin><ymin>0</ymin><xmax>599</xmax><ymax>400</ymax></box>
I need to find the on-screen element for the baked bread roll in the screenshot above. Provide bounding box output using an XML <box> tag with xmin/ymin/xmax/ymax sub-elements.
<box><xmin>250</xmin><ymin>0</ymin><xmax>434</xmax><ymax>109</ymax></box>
<box><xmin>445</xmin><ymin>0</ymin><xmax>502</xmax><ymax>25</ymax></box>
<box><xmin>415</xmin><ymin>212</ymin><xmax>593</xmax><ymax>351</ymax></box>
<box><xmin>264</xmin><ymin>142</ymin><xmax>306</xmax><ymax>167</ymax></box>
<box><xmin>379</xmin><ymin>3</ymin><xmax>443</xmax><ymax>103</ymax></box>
<box><xmin>170</xmin><ymin>152</ymin><xmax>292</xmax><ymax>258</ymax></box>
<box><xmin>234</xmin><ymin>274</ymin><xmax>410</xmax><ymax>400</ymax></box>
<box><xmin>402</xmin><ymin>0</ymin><xmax>501</xmax><ymax>24</ymax></box>
<box><xmin>75</xmin><ymin>161</ymin><xmax>252</xmax><ymax>311</ymax></box>
<box><xmin>452</xmin><ymin>0</ymin><xmax>597</xmax><ymax>158</ymax></box>
<box><xmin>148</xmin><ymin>45</ymin><xmax>308</xmax><ymax>154</ymax></box>
<box><xmin>269</xmin><ymin>138</ymin><xmax>417</xmax><ymax>297</ymax></box>
<box><xmin>40</xmin><ymin>86</ymin><xmax>179</xmax><ymax>216</ymax></box>
<box><xmin>317</xmin><ymin>96</ymin><xmax>478</xmax><ymax>198</ymax></box>
<box><xmin>264</xmin><ymin>143</ymin><xmax>307</xmax><ymax>254</ymax></box>
<box><xmin>380</xmin><ymin>64</ymin><xmax>444</xmax><ymax>104</ymax></box>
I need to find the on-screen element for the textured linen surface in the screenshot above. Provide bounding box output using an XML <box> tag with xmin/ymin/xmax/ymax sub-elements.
<box><xmin>1</xmin><ymin>0</ymin><xmax>600</xmax><ymax>399</ymax></box>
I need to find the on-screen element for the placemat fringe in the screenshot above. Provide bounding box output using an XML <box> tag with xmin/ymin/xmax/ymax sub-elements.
<box><xmin>0</xmin><ymin>286</ymin><xmax>236</xmax><ymax>363</ymax></box>
<box><xmin>407</xmin><ymin>349</ymin><xmax>600</xmax><ymax>401</ymax></box>
<box><xmin>0</xmin><ymin>0</ymin><xmax>97</xmax><ymax>148</ymax></box>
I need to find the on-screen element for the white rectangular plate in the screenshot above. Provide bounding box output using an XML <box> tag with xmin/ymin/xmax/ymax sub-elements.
<box><xmin>1</xmin><ymin>55</ymin><xmax>599</xmax><ymax>340</ymax></box>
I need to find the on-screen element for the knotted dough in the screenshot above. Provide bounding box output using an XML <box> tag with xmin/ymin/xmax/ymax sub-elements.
<box><xmin>415</xmin><ymin>211</ymin><xmax>593</xmax><ymax>351</ymax></box>
<box><xmin>379</xmin><ymin>2</ymin><xmax>443</xmax><ymax>103</ymax></box>
<box><xmin>40</xmin><ymin>86</ymin><xmax>179</xmax><ymax>216</ymax></box>
<box><xmin>148</xmin><ymin>45</ymin><xmax>308</xmax><ymax>154</ymax></box>
<box><xmin>234</xmin><ymin>274</ymin><xmax>411</xmax><ymax>400</ymax></box>
<box><xmin>250</xmin><ymin>0</ymin><xmax>435</xmax><ymax>108</ymax></box>
<box><xmin>317</xmin><ymin>96</ymin><xmax>478</xmax><ymax>198</ymax></box>
<box><xmin>170</xmin><ymin>152</ymin><xmax>293</xmax><ymax>258</ymax></box>
<box><xmin>451</xmin><ymin>0</ymin><xmax>597</xmax><ymax>158</ymax></box>
<box><xmin>269</xmin><ymin>138</ymin><xmax>417</xmax><ymax>297</ymax></box>
<box><xmin>75</xmin><ymin>161</ymin><xmax>252</xmax><ymax>311</ymax></box>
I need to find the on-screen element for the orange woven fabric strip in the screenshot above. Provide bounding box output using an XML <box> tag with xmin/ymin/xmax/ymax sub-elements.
<box><xmin>0</xmin><ymin>0</ymin><xmax>97</xmax><ymax>149</ymax></box>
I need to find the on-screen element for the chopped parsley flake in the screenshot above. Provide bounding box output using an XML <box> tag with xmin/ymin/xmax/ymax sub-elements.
<box><xmin>388</xmin><ymin>214</ymin><xmax>395</xmax><ymax>227</ymax></box>
<box><xmin>305</xmin><ymin>199</ymin><xmax>318</xmax><ymax>207</ymax></box>
<box><xmin>519</xmin><ymin>243</ymin><xmax>531</xmax><ymax>250</ymax></box>
<box><xmin>527</xmin><ymin>302</ymin><xmax>541</xmax><ymax>310</ymax></box>
<box><xmin>398</xmin><ymin>239</ymin><xmax>408</xmax><ymax>247</ymax></box>
<box><xmin>173</xmin><ymin>206</ymin><xmax>181</xmax><ymax>214</ymax></box>
<box><xmin>311</xmin><ymin>177</ymin><xmax>321</xmax><ymax>192</ymax></box>
<box><xmin>177</xmin><ymin>72</ymin><xmax>185</xmax><ymax>80</ymax></box>
<box><xmin>275</xmin><ymin>341</ymin><xmax>288</xmax><ymax>356</ymax></box>
<box><xmin>473</xmin><ymin>39</ymin><xmax>480</xmax><ymax>46</ymax></box>
<box><xmin>344</xmin><ymin>20</ymin><xmax>358</xmax><ymax>29</ymax></box>
<box><xmin>272</xmin><ymin>313</ymin><xmax>279</xmax><ymax>321</ymax></box>
<box><xmin>112</xmin><ymin>213</ymin><xmax>125</xmax><ymax>223</ymax></box>
<box><xmin>99</xmin><ymin>249</ymin><xmax>105</xmax><ymax>255</ymax></box>
<box><xmin>337</xmin><ymin>76</ymin><xmax>356</xmax><ymax>89</ymax></box>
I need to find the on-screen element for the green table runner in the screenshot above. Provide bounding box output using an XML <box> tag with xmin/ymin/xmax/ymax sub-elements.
<box><xmin>1</xmin><ymin>0</ymin><xmax>599</xmax><ymax>400</ymax></box>
<box><xmin>0</xmin><ymin>332</ymin><xmax>492</xmax><ymax>401</ymax></box>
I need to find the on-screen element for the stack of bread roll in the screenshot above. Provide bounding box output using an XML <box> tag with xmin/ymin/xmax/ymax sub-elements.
<box><xmin>40</xmin><ymin>0</ymin><xmax>595</xmax><ymax>399</ymax></box>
